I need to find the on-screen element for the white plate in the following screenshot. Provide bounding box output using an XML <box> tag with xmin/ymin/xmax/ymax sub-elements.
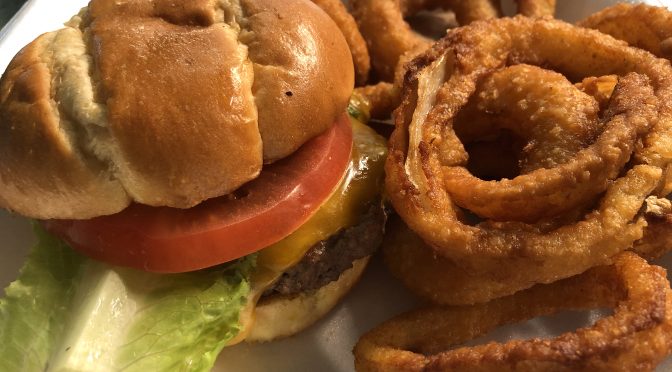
<box><xmin>1</xmin><ymin>1</ymin><xmax>672</xmax><ymax>371</ymax></box>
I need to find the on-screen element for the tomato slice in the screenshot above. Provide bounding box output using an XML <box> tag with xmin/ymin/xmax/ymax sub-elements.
<box><xmin>43</xmin><ymin>114</ymin><xmax>353</xmax><ymax>273</ymax></box>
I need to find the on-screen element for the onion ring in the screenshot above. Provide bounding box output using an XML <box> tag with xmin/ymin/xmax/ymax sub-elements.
<box><xmin>351</xmin><ymin>0</ymin><xmax>556</xmax><ymax>81</ymax></box>
<box><xmin>383</xmin><ymin>215</ymin><xmax>538</xmax><ymax>305</ymax></box>
<box><xmin>579</xmin><ymin>3</ymin><xmax>672</xmax><ymax>61</ymax></box>
<box><xmin>386</xmin><ymin>17</ymin><xmax>672</xmax><ymax>291</ymax></box>
<box><xmin>353</xmin><ymin>82</ymin><xmax>400</xmax><ymax>120</ymax></box>
<box><xmin>311</xmin><ymin>0</ymin><xmax>370</xmax><ymax>85</ymax></box>
<box><xmin>355</xmin><ymin>252</ymin><xmax>672</xmax><ymax>371</ymax></box>
<box><xmin>516</xmin><ymin>0</ymin><xmax>556</xmax><ymax>18</ymax></box>
<box><xmin>453</xmin><ymin>70</ymin><xmax>614</xmax><ymax>184</ymax></box>
<box><xmin>450</xmin><ymin>64</ymin><xmax>611</xmax><ymax>222</ymax></box>
<box><xmin>384</xmin><ymin>208</ymin><xmax>672</xmax><ymax>306</ymax></box>
<box><xmin>352</xmin><ymin>49</ymin><xmax>419</xmax><ymax>121</ymax></box>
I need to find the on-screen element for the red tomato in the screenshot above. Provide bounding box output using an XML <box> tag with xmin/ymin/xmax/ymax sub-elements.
<box><xmin>43</xmin><ymin>114</ymin><xmax>353</xmax><ymax>273</ymax></box>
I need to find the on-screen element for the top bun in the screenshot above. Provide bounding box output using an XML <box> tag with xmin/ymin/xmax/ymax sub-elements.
<box><xmin>0</xmin><ymin>0</ymin><xmax>354</xmax><ymax>219</ymax></box>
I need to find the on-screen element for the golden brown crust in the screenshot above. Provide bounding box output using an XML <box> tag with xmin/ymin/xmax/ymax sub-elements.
<box><xmin>90</xmin><ymin>3</ymin><xmax>262</xmax><ymax>207</ymax></box>
<box><xmin>516</xmin><ymin>0</ymin><xmax>555</xmax><ymax>18</ymax></box>
<box><xmin>632</xmin><ymin>197</ymin><xmax>672</xmax><ymax>260</ymax></box>
<box><xmin>351</xmin><ymin>0</ymin><xmax>433</xmax><ymax>82</ymax></box>
<box><xmin>356</xmin><ymin>253</ymin><xmax>672</xmax><ymax>371</ymax></box>
<box><xmin>0</xmin><ymin>0</ymin><xmax>354</xmax><ymax>218</ymax></box>
<box><xmin>353</xmin><ymin>82</ymin><xmax>400</xmax><ymax>120</ymax></box>
<box><xmin>579</xmin><ymin>3</ymin><xmax>672</xmax><ymax>60</ymax></box>
<box><xmin>633</xmin><ymin>214</ymin><xmax>672</xmax><ymax>261</ymax></box>
<box><xmin>351</xmin><ymin>0</ymin><xmax>556</xmax><ymax>82</ymax></box>
<box><xmin>240</xmin><ymin>0</ymin><xmax>353</xmax><ymax>162</ymax></box>
<box><xmin>310</xmin><ymin>0</ymin><xmax>370</xmax><ymax>85</ymax></box>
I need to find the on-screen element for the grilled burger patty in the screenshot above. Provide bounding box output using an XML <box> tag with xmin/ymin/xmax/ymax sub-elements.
<box><xmin>263</xmin><ymin>202</ymin><xmax>386</xmax><ymax>298</ymax></box>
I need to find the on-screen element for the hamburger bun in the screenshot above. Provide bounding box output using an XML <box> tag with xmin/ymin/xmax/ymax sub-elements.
<box><xmin>0</xmin><ymin>0</ymin><xmax>354</xmax><ymax>219</ymax></box>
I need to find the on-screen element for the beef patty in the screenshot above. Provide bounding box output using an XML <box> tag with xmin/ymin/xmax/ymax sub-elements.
<box><xmin>262</xmin><ymin>201</ymin><xmax>386</xmax><ymax>298</ymax></box>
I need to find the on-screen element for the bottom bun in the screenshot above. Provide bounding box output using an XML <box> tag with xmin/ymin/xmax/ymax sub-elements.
<box><xmin>246</xmin><ymin>256</ymin><xmax>371</xmax><ymax>342</ymax></box>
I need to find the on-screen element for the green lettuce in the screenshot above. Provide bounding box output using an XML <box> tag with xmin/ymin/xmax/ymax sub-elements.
<box><xmin>0</xmin><ymin>226</ymin><xmax>255</xmax><ymax>372</ymax></box>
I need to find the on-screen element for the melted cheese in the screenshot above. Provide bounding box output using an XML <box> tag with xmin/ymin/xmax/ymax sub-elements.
<box><xmin>256</xmin><ymin>119</ymin><xmax>387</xmax><ymax>273</ymax></box>
<box><xmin>228</xmin><ymin>118</ymin><xmax>387</xmax><ymax>345</ymax></box>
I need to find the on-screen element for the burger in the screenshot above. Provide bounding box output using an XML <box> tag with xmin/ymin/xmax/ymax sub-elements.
<box><xmin>0</xmin><ymin>0</ymin><xmax>387</xmax><ymax>370</ymax></box>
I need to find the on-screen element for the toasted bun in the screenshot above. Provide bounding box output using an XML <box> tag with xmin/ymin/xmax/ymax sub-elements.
<box><xmin>0</xmin><ymin>0</ymin><xmax>354</xmax><ymax>219</ymax></box>
<box><xmin>245</xmin><ymin>256</ymin><xmax>370</xmax><ymax>342</ymax></box>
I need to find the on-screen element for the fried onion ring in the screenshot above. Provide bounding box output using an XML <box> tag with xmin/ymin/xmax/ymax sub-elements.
<box><xmin>355</xmin><ymin>252</ymin><xmax>672</xmax><ymax>371</ymax></box>
<box><xmin>351</xmin><ymin>0</ymin><xmax>556</xmax><ymax>81</ymax></box>
<box><xmin>386</xmin><ymin>17</ymin><xmax>672</xmax><ymax>289</ymax></box>
<box><xmin>383</xmin><ymin>215</ymin><xmax>537</xmax><ymax>305</ymax></box>
<box><xmin>384</xmin><ymin>209</ymin><xmax>672</xmax><ymax>306</ymax></box>
<box><xmin>353</xmin><ymin>82</ymin><xmax>400</xmax><ymax>120</ymax></box>
<box><xmin>311</xmin><ymin>0</ymin><xmax>370</xmax><ymax>85</ymax></box>
<box><xmin>516</xmin><ymin>0</ymin><xmax>555</xmax><ymax>18</ymax></box>
<box><xmin>450</xmin><ymin>64</ymin><xmax>618</xmax><ymax>222</ymax></box>
<box><xmin>579</xmin><ymin>3</ymin><xmax>672</xmax><ymax>61</ymax></box>
<box><xmin>386</xmin><ymin>205</ymin><xmax>672</xmax><ymax>307</ymax></box>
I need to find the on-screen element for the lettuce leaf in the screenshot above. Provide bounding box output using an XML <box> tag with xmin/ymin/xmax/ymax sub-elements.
<box><xmin>0</xmin><ymin>226</ymin><xmax>255</xmax><ymax>372</ymax></box>
<box><xmin>0</xmin><ymin>227</ymin><xmax>84</xmax><ymax>371</ymax></box>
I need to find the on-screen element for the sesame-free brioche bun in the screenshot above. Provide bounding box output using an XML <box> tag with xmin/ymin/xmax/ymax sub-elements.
<box><xmin>0</xmin><ymin>0</ymin><xmax>354</xmax><ymax>219</ymax></box>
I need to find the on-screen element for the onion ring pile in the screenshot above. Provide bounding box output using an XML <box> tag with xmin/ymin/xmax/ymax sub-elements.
<box><xmin>355</xmin><ymin>252</ymin><xmax>672</xmax><ymax>371</ymax></box>
<box><xmin>311</xmin><ymin>0</ymin><xmax>370</xmax><ymax>85</ymax></box>
<box><xmin>355</xmin><ymin>8</ymin><xmax>672</xmax><ymax>372</ymax></box>
<box><xmin>385</xmin><ymin>16</ymin><xmax>672</xmax><ymax>302</ymax></box>
<box><xmin>351</xmin><ymin>0</ymin><xmax>557</xmax><ymax>81</ymax></box>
